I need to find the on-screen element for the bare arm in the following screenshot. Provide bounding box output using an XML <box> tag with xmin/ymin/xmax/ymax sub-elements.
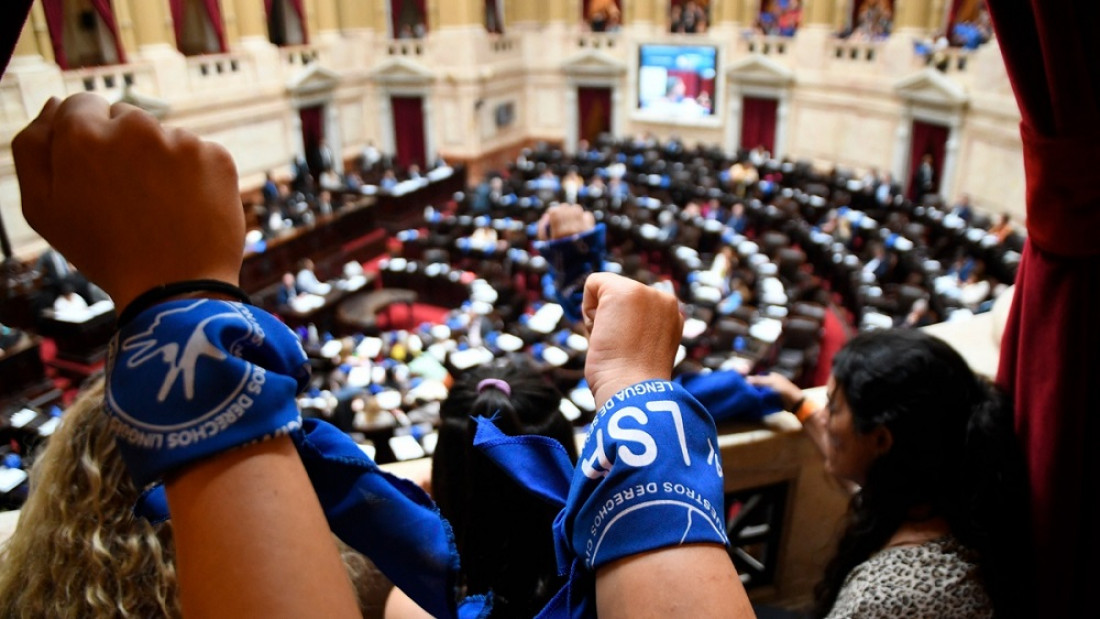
<box><xmin>13</xmin><ymin>94</ymin><xmax>359</xmax><ymax>618</ymax></box>
<box><xmin>581</xmin><ymin>273</ymin><xmax>755</xmax><ymax>618</ymax></box>
<box><xmin>747</xmin><ymin>373</ymin><xmax>829</xmax><ymax>459</ymax></box>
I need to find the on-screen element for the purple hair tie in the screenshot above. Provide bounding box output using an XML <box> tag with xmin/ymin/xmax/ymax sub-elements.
<box><xmin>477</xmin><ymin>378</ymin><xmax>511</xmax><ymax>397</ymax></box>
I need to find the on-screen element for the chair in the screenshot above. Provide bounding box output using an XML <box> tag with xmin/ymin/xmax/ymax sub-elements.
<box><xmin>774</xmin><ymin>317</ymin><xmax>823</xmax><ymax>386</ymax></box>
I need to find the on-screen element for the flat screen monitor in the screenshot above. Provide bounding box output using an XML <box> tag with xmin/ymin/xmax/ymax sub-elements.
<box><xmin>637</xmin><ymin>44</ymin><xmax>718</xmax><ymax>120</ymax></box>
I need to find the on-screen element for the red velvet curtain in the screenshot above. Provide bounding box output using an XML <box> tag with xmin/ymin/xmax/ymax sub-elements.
<box><xmin>740</xmin><ymin>96</ymin><xmax>777</xmax><ymax>153</ymax></box>
<box><xmin>41</xmin><ymin>0</ymin><xmax>128</xmax><ymax>67</ymax></box>
<box><xmin>299</xmin><ymin>105</ymin><xmax>324</xmax><ymax>179</ymax></box>
<box><xmin>391</xmin><ymin>96</ymin><xmax>426</xmax><ymax>170</ymax></box>
<box><xmin>40</xmin><ymin>0</ymin><xmax>68</xmax><ymax>69</ymax></box>
<box><xmin>988</xmin><ymin>1</ymin><xmax>1100</xmax><ymax>616</ymax></box>
<box><xmin>203</xmin><ymin>0</ymin><xmax>227</xmax><ymax>52</ymax></box>
<box><xmin>168</xmin><ymin>0</ymin><xmax>186</xmax><ymax>51</ymax></box>
<box><xmin>578</xmin><ymin>86</ymin><xmax>612</xmax><ymax>144</ymax></box>
<box><xmin>907</xmin><ymin>120</ymin><xmax>947</xmax><ymax>199</ymax></box>
<box><xmin>168</xmin><ymin>0</ymin><xmax>227</xmax><ymax>53</ymax></box>
<box><xmin>264</xmin><ymin>0</ymin><xmax>309</xmax><ymax>45</ymax></box>
<box><xmin>90</xmin><ymin>0</ymin><xmax>126</xmax><ymax>63</ymax></box>
<box><xmin>390</xmin><ymin>0</ymin><xmax>428</xmax><ymax>37</ymax></box>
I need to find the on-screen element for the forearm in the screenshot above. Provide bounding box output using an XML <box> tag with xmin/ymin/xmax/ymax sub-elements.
<box><xmin>596</xmin><ymin>545</ymin><xmax>753</xmax><ymax>618</ymax></box>
<box><xmin>167</xmin><ymin>436</ymin><xmax>360</xmax><ymax>618</ymax></box>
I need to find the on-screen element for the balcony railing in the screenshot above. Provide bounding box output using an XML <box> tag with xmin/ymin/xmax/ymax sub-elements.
<box><xmin>185</xmin><ymin>52</ymin><xmax>248</xmax><ymax>91</ymax></box>
<box><xmin>741</xmin><ymin>32</ymin><xmax>792</xmax><ymax>56</ymax></box>
<box><xmin>922</xmin><ymin>47</ymin><xmax>971</xmax><ymax>74</ymax></box>
<box><xmin>576</xmin><ymin>32</ymin><xmax>620</xmax><ymax>51</ymax></box>
<box><xmin>830</xmin><ymin>38</ymin><xmax>884</xmax><ymax>63</ymax></box>
<box><xmin>488</xmin><ymin>34</ymin><xmax>519</xmax><ymax>54</ymax></box>
<box><xmin>62</xmin><ymin>63</ymin><xmax>154</xmax><ymax>100</ymax></box>
<box><xmin>386</xmin><ymin>37</ymin><xmax>427</xmax><ymax>57</ymax></box>
<box><xmin>280</xmin><ymin>44</ymin><xmax>321</xmax><ymax>68</ymax></box>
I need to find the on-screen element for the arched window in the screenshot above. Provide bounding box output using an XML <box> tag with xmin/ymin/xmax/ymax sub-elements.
<box><xmin>390</xmin><ymin>0</ymin><xmax>428</xmax><ymax>39</ymax></box>
<box><xmin>41</xmin><ymin>0</ymin><xmax>126</xmax><ymax>70</ymax></box>
<box><xmin>583</xmin><ymin>0</ymin><xmax>622</xmax><ymax>32</ymax></box>
<box><xmin>267</xmin><ymin>0</ymin><xmax>308</xmax><ymax>46</ymax></box>
<box><xmin>669</xmin><ymin>0</ymin><xmax>710</xmax><ymax>34</ymax></box>
<box><xmin>169</xmin><ymin>0</ymin><xmax>227</xmax><ymax>56</ymax></box>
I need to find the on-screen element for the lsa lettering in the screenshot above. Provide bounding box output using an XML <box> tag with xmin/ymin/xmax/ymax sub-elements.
<box><xmin>581</xmin><ymin>400</ymin><xmax>691</xmax><ymax>480</ymax></box>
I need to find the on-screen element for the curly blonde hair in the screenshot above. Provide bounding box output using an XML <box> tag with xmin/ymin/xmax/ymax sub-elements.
<box><xmin>0</xmin><ymin>377</ymin><xmax>180</xmax><ymax>618</ymax></box>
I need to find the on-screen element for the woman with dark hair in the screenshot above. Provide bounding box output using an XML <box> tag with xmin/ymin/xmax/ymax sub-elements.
<box><xmin>387</xmin><ymin>361</ymin><xmax>578</xmax><ymax>618</ymax></box>
<box><xmin>751</xmin><ymin>329</ymin><xmax>1032</xmax><ymax>618</ymax></box>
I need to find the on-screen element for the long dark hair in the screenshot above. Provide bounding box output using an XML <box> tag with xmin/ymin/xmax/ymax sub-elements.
<box><xmin>432</xmin><ymin>360</ymin><xmax>578</xmax><ymax>618</ymax></box>
<box><xmin>813</xmin><ymin>330</ymin><xmax>1032</xmax><ymax>618</ymax></box>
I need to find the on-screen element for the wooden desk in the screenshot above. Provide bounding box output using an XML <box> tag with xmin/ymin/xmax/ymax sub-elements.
<box><xmin>276</xmin><ymin>274</ymin><xmax>377</xmax><ymax>333</ymax></box>
<box><xmin>0</xmin><ymin>334</ymin><xmax>48</xmax><ymax>400</ymax></box>
<box><xmin>37</xmin><ymin>305</ymin><xmax>116</xmax><ymax>365</ymax></box>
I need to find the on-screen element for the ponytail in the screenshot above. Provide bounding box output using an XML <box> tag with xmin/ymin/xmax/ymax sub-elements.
<box><xmin>432</xmin><ymin>362</ymin><xmax>576</xmax><ymax>617</ymax></box>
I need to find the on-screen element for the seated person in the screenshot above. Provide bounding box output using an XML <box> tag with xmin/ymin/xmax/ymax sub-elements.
<box><xmin>750</xmin><ymin>331</ymin><xmax>1031</xmax><ymax>617</ymax></box>
<box><xmin>276</xmin><ymin>272</ymin><xmax>304</xmax><ymax>307</ymax></box>
<box><xmin>51</xmin><ymin>281</ymin><xmax>89</xmax><ymax>318</ymax></box>
<box><xmin>379</xmin><ymin>169</ymin><xmax>399</xmax><ymax>191</ymax></box>
<box><xmin>988</xmin><ymin>212</ymin><xmax>1014</xmax><ymax>244</ymax></box>
<box><xmin>296</xmin><ymin>258</ymin><xmax>332</xmax><ymax>296</ymax></box>
<box><xmin>386</xmin><ymin>362</ymin><xmax>578</xmax><ymax>617</ymax></box>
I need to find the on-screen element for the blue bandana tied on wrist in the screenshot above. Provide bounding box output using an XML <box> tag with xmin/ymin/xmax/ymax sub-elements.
<box><xmin>474</xmin><ymin>379</ymin><xmax>729</xmax><ymax>618</ymax></box>
<box><xmin>106</xmin><ymin>299</ymin><xmax>309</xmax><ymax>488</ymax></box>
<box><xmin>110</xmin><ymin>299</ymin><xmax>489</xmax><ymax>618</ymax></box>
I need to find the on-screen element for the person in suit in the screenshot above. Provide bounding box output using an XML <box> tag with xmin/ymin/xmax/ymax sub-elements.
<box><xmin>912</xmin><ymin>153</ymin><xmax>936</xmax><ymax>198</ymax></box>
<box><xmin>276</xmin><ymin>272</ymin><xmax>301</xmax><ymax>307</ymax></box>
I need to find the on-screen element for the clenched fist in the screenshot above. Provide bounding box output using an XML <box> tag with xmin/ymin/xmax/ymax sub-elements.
<box><xmin>581</xmin><ymin>273</ymin><xmax>684</xmax><ymax>410</ymax></box>
<box><xmin>13</xmin><ymin>94</ymin><xmax>245</xmax><ymax>312</ymax></box>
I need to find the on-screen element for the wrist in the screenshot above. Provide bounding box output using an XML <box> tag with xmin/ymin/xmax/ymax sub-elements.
<box><xmin>591</xmin><ymin>372</ymin><xmax>672</xmax><ymax>413</ymax></box>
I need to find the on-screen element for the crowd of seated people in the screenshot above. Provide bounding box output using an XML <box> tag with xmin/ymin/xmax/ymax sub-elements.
<box><xmin>584</xmin><ymin>0</ymin><xmax>621</xmax><ymax>32</ymax></box>
<box><xmin>670</xmin><ymin>0</ymin><xmax>709</xmax><ymax>34</ymax></box>
<box><xmin>756</xmin><ymin>0</ymin><xmax>802</xmax><ymax>37</ymax></box>
<box><xmin>843</xmin><ymin>0</ymin><xmax>893</xmax><ymax>40</ymax></box>
<box><xmin>4</xmin><ymin>93</ymin><xmax>1043</xmax><ymax>619</ymax></box>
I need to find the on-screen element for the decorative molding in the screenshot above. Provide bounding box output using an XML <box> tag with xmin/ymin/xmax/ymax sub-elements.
<box><xmin>894</xmin><ymin>68</ymin><xmax>968</xmax><ymax>109</ymax></box>
<box><xmin>561</xmin><ymin>49</ymin><xmax>627</xmax><ymax>78</ymax></box>
<box><xmin>285</xmin><ymin>64</ymin><xmax>341</xmax><ymax>96</ymax></box>
<box><xmin>726</xmin><ymin>54</ymin><xmax>795</xmax><ymax>87</ymax></box>
<box><xmin>369</xmin><ymin>57</ymin><xmax>435</xmax><ymax>87</ymax></box>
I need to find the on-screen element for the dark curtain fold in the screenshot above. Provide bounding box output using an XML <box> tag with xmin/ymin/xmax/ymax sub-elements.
<box><xmin>89</xmin><ymin>0</ymin><xmax>126</xmax><ymax>63</ymax></box>
<box><xmin>202</xmin><ymin>0</ymin><xmax>227</xmax><ymax>52</ymax></box>
<box><xmin>740</xmin><ymin>96</ymin><xmax>777</xmax><ymax>154</ymax></box>
<box><xmin>391</xmin><ymin>96</ymin><xmax>426</xmax><ymax>170</ymax></box>
<box><xmin>987</xmin><ymin>1</ymin><xmax>1100</xmax><ymax>616</ymax></box>
<box><xmin>907</xmin><ymin>120</ymin><xmax>947</xmax><ymax>199</ymax></box>
<box><xmin>41</xmin><ymin>0</ymin><xmax>69</xmax><ymax>70</ymax></box>
<box><xmin>167</xmin><ymin>0</ymin><xmax>187</xmax><ymax>52</ymax></box>
<box><xmin>299</xmin><ymin>105</ymin><xmax>324</xmax><ymax>180</ymax></box>
<box><xmin>412</xmin><ymin>0</ymin><xmax>427</xmax><ymax>31</ymax></box>
<box><xmin>389</xmin><ymin>0</ymin><xmax>403</xmax><ymax>37</ymax></box>
<box><xmin>288</xmin><ymin>0</ymin><xmax>309</xmax><ymax>43</ymax></box>
<box><xmin>578</xmin><ymin>87</ymin><xmax>611</xmax><ymax>144</ymax></box>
